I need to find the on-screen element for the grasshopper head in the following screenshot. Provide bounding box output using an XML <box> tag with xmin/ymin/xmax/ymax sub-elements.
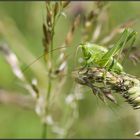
<box><xmin>79</xmin><ymin>43</ymin><xmax>91</xmax><ymax>60</ymax></box>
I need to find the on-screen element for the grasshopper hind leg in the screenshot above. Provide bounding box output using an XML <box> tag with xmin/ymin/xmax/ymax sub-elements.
<box><xmin>108</xmin><ymin>59</ymin><xmax>115</xmax><ymax>72</ymax></box>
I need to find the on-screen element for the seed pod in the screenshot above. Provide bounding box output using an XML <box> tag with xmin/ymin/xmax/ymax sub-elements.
<box><xmin>135</xmin><ymin>130</ymin><xmax>140</xmax><ymax>137</ymax></box>
<box><xmin>65</xmin><ymin>15</ymin><xmax>80</xmax><ymax>45</ymax></box>
<box><xmin>53</xmin><ymin>2</ymin><xmax>59</xmax><ymax>17</ymax></box>
<box><xmin>62</xmin><ymin>1</ymin><xmax>70</xmax><ymax>8</ymax></box>
<box><xmin>42</xmin><ymin>24</ymin><xmax>52</xmax><ymax>53</ymax></box>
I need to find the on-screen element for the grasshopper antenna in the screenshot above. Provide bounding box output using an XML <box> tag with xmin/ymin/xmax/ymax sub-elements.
<box><xmin>22</xmin><ymin>46</ymin><xmax>70</xmax><ymax>73</ymax></box>
<box><xmin>22</xmin><ymin>53</ymin><xmax>44</xmax><ymax>72</ymax></box>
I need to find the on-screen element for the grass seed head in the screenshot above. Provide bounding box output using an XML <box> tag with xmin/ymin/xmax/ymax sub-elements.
<box><xmin>73</xmin><ymin>67</ymin><xmax>140</xmax><ymax>109</ymax></box>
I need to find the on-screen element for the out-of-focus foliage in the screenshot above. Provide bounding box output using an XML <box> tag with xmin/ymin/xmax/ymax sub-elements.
<box><xmin>0</xmin><ymin>1</ymin><xmax>140</xmax><ymax>138</ymax></box>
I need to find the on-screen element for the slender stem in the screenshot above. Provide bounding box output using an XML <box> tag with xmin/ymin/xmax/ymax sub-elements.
<box><xmin>41</xmin><ymin>78</ymin><xmax>51</xmax><ymax>138</ymax></box>
<box><xmin>41</xmin><ymin>4</ymin><xmax>65</xmax><ymax>138</ymax></box>
<box><xmin>42</xmin><ymin>122</ymin><xmax>47</xmax><ymax>138</ymax></box>
<box><xmin>42</xmin><ymin>12</ymin><xmax>55</xmax><ymax>140</ymax></box>
<box><xmin>42</xmin><ymin>45</ymin><xmax>53</xmax><ymax>139</ymax></box>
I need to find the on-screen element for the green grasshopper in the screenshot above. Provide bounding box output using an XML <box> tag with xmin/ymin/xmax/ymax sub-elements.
<box><xmin>23</xmin><ymin>28</ymin><xmax>137</xmax><ymax>77</ymax></box>
<box><xmin>79</xmin><ymin>28</ymin><xmax>137</xmax><ymax>74</ymax></box>
<box><xmin>74</xmin><ymin>28</ymin><xmax>137</xmax><ymax>106</ymax></box>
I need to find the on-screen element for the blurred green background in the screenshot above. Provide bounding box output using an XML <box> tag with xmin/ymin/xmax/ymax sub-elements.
<box><xmin>0</xmin><ymin>1</ymin><xmax>140</xmax><ymax>138</ymax></box>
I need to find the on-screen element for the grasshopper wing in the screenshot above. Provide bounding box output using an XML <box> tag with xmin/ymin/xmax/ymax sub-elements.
<box><xmin>99</xmin><ymin>28</ymin><xmax>137</xmax><ymax>67</ymax></box>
